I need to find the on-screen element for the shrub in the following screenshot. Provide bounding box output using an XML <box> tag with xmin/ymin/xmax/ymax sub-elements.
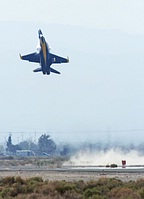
<box><xmin>1</xmin><ymin>187</ymin><xmax>12</xmax><ymax>198</ymax></box>
<box><xmin>2</xmin><ymin>176</ymin><xmax>15</xmax><ymax>185</ymax></box>
<box><xmin>25</xmin><ymin>193</ymin><xmax>47</xmax><ymax>199</ymax></box>
<box><xmin>27</xmin><ymin>177</ymin><xmax>43</xmax><ymax>183</ymax></box>
<box><xmin>74</xmin><ymin>180</ymin><xmax>85</xmax><ymax>191</ymax></box>
<box><xmin>83</xmin><ymin>187</ymin><xmax>101</xmax><ymax>198</ymax></box>
<box><xmin>35</xmin><ymin>184</ymin><xmax>52</xmax><ymax>195</ymax></box>
<box><xmin>139</xmin><ymin>188</ymin><xmax>144</xmax><ymax>198</ymax></box>
<box><xmin>105</xmin><ymin>178</ymin><xmax>123</xmax><ymax>190</ymax></box>
<box><xmin>135</xmin><ymin>179</ymin><xmax>144</xmax><ymax>189</ymax></box>
<box><xmin>0</xmin><ymin>176</ymin><xmax>144</xmax><ymax>199</ymax></box>
<box><xmin>108</xmin><ymin>187</ymin><xmax>141</xmax><ymax>199</ymax></box>
<box><xmin>15</xmin><ymin>176</ymin><xmax>25</xmax><ymax>185</ymax></box>
<box><xmin>110</xmin><ymin>163</ymin><xmax>118</xmax><ymax>168</ymax></box>
<box><xmin>55</xmin><ymin>181</ymin><xmax>76</xmax><ymax>195</ymax></box>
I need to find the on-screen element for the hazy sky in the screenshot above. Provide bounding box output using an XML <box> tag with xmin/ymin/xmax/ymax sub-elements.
<box><xmin>0</xmin><ymin>0</ymin><xmax>144</xmax><ymax>34</ymax></box>
<box><xmin>0</xmin><ymin>1</ymin><xmax>144</xmax><ymax>143</ymax></box>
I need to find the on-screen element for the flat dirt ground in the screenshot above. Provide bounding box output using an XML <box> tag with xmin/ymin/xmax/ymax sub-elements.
<box><xmin>0</xmin><ymin>170</ymin><xmax>144</xmax><ymax>182</ymax></box>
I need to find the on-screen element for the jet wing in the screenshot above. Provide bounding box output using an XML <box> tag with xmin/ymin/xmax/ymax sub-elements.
<box><xmin>20</xmin><ymin>53</ymin><xmax>40</xmax><ymax>63</ymax></box>
<box><xmin>50</xmin><ymin>53</ymin><xmax>69</xmax><ymax>64</ymax></box>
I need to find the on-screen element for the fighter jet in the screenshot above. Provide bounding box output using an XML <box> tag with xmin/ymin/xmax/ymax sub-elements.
<box><xmin>20</xmin><ymin>29</ymin><xmax>69</xmax><ymax>75</ymax></box>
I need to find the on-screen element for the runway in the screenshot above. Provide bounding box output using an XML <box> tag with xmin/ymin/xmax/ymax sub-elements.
<box><xmin>60</xmin><ymin>166</ymin><xmax>144</xmax><ymax>173</ymax></box>
<box><xmin>1</xmin><ymin>165</ymin><xmax>144</xmax><ymax>173</ymax></box>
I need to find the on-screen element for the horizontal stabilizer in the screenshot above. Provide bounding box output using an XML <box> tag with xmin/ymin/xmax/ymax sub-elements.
<box><xmin>33</xmin><ymin>68</ymin><xmax>42</xmax><ymax>72</ymax></box>
<box><xmin>50</xmin><ymin>67</ymin><xmax>60</xmax><ymax>74</ymax></box>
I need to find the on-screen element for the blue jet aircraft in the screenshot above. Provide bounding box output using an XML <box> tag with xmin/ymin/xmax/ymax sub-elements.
<box><xmin>20</xmin><ymin>29</ymin><xmax>69</xmax><ymax>75</ymax></box>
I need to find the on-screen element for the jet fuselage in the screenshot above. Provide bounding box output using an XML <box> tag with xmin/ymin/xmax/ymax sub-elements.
<box><xmin>39</xmin><ymin>34</ymin><xmax>51</xmax><ymax>74</ymax></box>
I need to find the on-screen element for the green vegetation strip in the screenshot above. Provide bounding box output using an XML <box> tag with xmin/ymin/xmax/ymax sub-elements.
<box><xmin>0</xmin><ymin>176</ymin><xmax>143</xmax><ymax>198</ymax></box>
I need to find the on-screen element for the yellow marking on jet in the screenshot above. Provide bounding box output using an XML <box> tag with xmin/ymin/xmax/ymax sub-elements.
<box><xmin>42</xmin><ymin>43</ymin><xmax>47</xmax><ymax>64</ymax></box>
<box><xmin>41</xmin><ymin>40</ymin><xmax>47</xmax><ymax>64</ymax></box>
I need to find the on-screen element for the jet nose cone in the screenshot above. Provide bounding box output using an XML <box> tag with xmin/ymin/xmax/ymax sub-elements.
<box><xmin>38</xmin><ymin>29</ymin><xmax>43</xmax><ymax>38</ymax></box>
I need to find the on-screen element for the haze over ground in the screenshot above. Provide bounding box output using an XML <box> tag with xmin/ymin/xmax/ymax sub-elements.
<box><xmin>0</xmin><ymin>1</ymin><xmax>144</xmax><ymax>145</ymax></box>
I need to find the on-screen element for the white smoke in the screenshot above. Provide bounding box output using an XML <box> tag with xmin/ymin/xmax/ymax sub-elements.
<box><xmin>64</xmin><ymin>149</ymin><xmax>144</xmax><ymax>166</ymax></box>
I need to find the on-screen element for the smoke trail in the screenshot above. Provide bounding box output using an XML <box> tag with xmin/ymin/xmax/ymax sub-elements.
<box><xmin>64</xmin><ymin>149</ymin><xmax>144</xmax><ymax>166</ymax></box>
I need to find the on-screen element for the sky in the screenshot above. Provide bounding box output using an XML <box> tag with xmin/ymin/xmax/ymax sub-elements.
<box><xmin>0</xmin><ymin>0</ymin><xmax>144</xmax><ymax>143</ymax></box>
<box><xmin>1</xmin><ymin>0</ymin><xmax>144</xmax><ymax>34</ymax></box>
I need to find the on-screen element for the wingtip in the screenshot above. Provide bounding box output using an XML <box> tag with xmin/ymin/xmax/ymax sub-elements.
<box><xmin>19</xmin><ymin>53</ymin><xmax>23</xmax><ymax>60</ymax></box>
<box><xmin>67</xmin><ymin>56</ymin><xmax>69</xmax><ymax>62</ymax></box>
